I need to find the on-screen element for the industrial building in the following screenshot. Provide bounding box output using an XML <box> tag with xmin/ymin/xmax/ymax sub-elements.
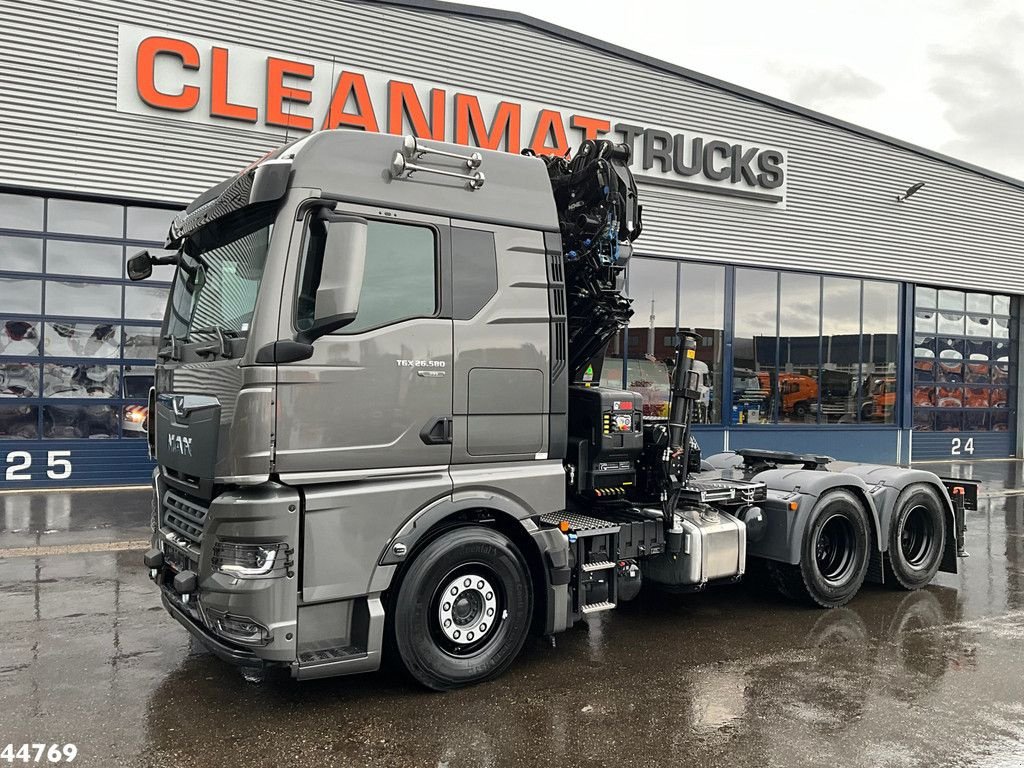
<box><xmin>0</xmin><ymin>0</ymin><xmax>1021</xmax><ymax>487</ymax></box>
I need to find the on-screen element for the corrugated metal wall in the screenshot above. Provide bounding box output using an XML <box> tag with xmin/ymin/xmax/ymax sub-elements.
<box><xmin>1</xmin><ymin>0</ymin><xmax>1023</xmax><ymax>293</ymax></box>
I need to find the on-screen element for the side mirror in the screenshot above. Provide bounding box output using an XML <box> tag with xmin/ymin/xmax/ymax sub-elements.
<box><xmin>127</xmin><ymin>249</ymin><xmax>153</xmax><ymax>281</ymax></box>
<box><xmin>307</xmin><ymin>214</ymin><xmax>368</xmax><ymax>340</ymax></box>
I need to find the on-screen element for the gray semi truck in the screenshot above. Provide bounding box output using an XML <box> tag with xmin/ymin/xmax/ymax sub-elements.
<box><xmin>133</xmin><ymin>130</ymin><xmax>977</xmax><ymax>690</ymax></box>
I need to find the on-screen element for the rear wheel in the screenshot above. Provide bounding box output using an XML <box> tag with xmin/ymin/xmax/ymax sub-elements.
<box><xmin>883</xmin><ymin>484</ymin><xmax>946</xmax><ymax>590</ymax></box>
<box><xmin>391</xmin><ymin>526</ymin><xmax>532</xmax><ymax>690</ymax></box>
<box><xmin>771</xmin><ymin>489</ymin><xmax>871</xmax><ymax>608</ymax></box>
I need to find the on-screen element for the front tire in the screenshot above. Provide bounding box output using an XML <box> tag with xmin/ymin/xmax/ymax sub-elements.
<box><xmin>391</xmin><ymin>526</ymin><xmax>532</xmax><ymax>690</ymax></box>
<box><xmin>883</xmin><ymin>484</ymin><xmax>946</xmax><ymax>590</ymax></box>
<box><xmin>771</xmin><ymin>489</ymin><xmax>871</xmax><ymax>608</ymax></box>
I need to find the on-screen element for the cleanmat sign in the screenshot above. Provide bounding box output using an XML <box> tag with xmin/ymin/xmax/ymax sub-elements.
<box><xmin>116</xmin><ymin>24</ymin><xmax>787</xmax><ymax>205</ymax></box>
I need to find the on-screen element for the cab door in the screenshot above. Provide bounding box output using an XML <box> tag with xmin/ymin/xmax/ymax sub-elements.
<box><xmin>273</xmin><ymin>206</ymin><xmax>453</xmax><ymax>477</ymax></box>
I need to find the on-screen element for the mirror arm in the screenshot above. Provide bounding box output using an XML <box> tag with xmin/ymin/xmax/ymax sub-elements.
<box><xmin>297</xmin><ymin>313</ymin><xmax>357</xmax><ymax>344</ymax></box>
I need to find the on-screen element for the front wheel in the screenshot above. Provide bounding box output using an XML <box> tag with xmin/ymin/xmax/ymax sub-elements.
<box><xmin>771</xmin><ymin>489</ymin><xmax>872</xmax><ymax>608</ymax></box>
<box><xmin>391</xmin><ymin>526</ymin><xmax>533</xmax><ymax>690</ymax></box>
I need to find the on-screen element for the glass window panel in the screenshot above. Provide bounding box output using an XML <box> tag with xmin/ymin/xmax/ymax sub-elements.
<box><xmin>913</xmin><ymin>361</ymin><xmax>935</xmax><ymax>382</ymax></box>
<box><xmin>0</xmin><ymin>362</ymin><xmax>38</xmax><ymax>397</ymax></box>
<box><xmin>820</xmin><ymin>277</ymin><xmax>861</xmax><ymax>424</ymax></box>
<box><xmin>863</xmin><ymin>375</ymin><xmax>898</xmax><ymax>423</ymax></box>
<box><xmin>937</xmin><ymin>311</ymin><xmax>965</xmax><ymax>335</ymax></box>
<box><xmin>937</xmin><ymin>362</ymin><xmax>963</xmax><ymax>384</ymax></box>
<box><xmin>127</xmin><ymin>206</ymin><xmax>178</xmax><ymax>242</ymax></box>
<box><xmin>47</xmin><ymin>199</ymin><xmax>123</xmax><ymax>238</ymax></box>
<box><xmin>43</xmin><ymin>322</ymin><xmax>119</xmax><ymax>358</ymax></box>
<box><xmin>938</xmin><ymin>290</ymin><xmax>964</xmax><ymax>311</ymax></box>
<box><xmin>778</xmin><ymin>273</ymin><xmax>820</xmax><ymax>424</ymax></box>
<box><xmin>913</xmin><ymin>385</ymin><xmax>935</xmax><ymax>408</ymax></box>
<box><xmin>914</xmin><ymin>310</ymin><xmax>936</xmax><ymax>334</ymax></box>
<box><xmin>600</xmin><ymin>330</ymin><xmax>627</xmax><ymax>389</ymax></box>
<box><xmin>43</xmin><ymin>363</ymin><xmax>119</xmax><ymax>398</ymax></box>
<box><xmin>861</xmin><ymin>281</ymin><xmax>899</xmax><ymax>424</ymax></box>
<box><xmin>963</xmin><ymin>411</ymin><xmax>989</xmax><ymax>432</ymax></box>
<box><xmin>0</xmin><ymin>235</ymin><xmax>43</xmax><ymax>272</ymax></box>
<box><xmin>126</xmin><ymin>248</ymin><xmax>176</xmax><ymax>282</ymax></box>
<box><xmin>0</xmin><ymin>278</ymin><xmax>41</xmax><ymax>314</ymax></box>
<box><xmin>993</xmin><ymin>411</ymin><xmax>1010</xmax><ymax>432</ymax></box>
<box><xmin>934</xmin><ymin>410</ymin><xmax>963</xmax><ymax>432</ymax></box>
<box><xmin>912</xmin><ymin>409</ymin><xmax>933</xmax><ymax>432</ymax></box>
<box><xmin>46</xmin><ymin>280</ymin><xmax>120</xmax><ymax>318</ymax></box>
<box><xmin>966</xmin><ymin>293</ymin><xmax>992</xmax><ymax>314</ymax></box>
<box><xmin>993</xmin><ymin>317</ymin><xmax>1010</xmax><ymax>339</ymax></box>
<box><xmin>123</xmin><ymin>404</ymin><xmax>149</xmax><ymax>438</ymax></box>
<box><xmin>123</xmin><ymin>325</ymin><xmax>160</xmax><ymax>359</ymax></box>
<box><xmin>0</xmin><ymin>404</ymin><xmax>38</xmax><ymax>438</ymax></box>
<box><xmin>937</xmin><ymin>337</ymin><xmax>964</xmax><ymax>360</ymax></box>
<box><xmin>626</xmin><ymin>259</ymin><xmax>677</xmax><ymax>419</ymax></box>
<box><xmin>937</xmin><ymin>385</ymin><xmax>962</xmax><ymax>408</ymax></box>
<box><xmin>916</xmin><ymin>286</ymin><xmax>937</xmax><ymax>309</ymax></box>
<box><xmin>991</xmin><ymin>387</ymin><xmax>1009</xmax><ymax>408</ymax></box>
<box><xmin>914</xmin><ymin>335</ymin><xmax>936</xmax><ymax>359</ymax></box>
<box><xmin>967</xmin><ymin>339</ymin><xmax>992</xmax><ymax>361</ymax></box>
<box><xmin>43</xmin><ymin>404</ymin><xmax>118</xmax><ymax>439</ymax></box>
<box><xmin>124</xmin><ymin>285</ymin><xmax>169</xmax><ymax>321</ymax></box>
<box><xmin>965</xmin><ymin>362</ymin><xmax>990</xmax><ymax>384</ymax></box>
<box><xmin>993</xmin><ymin>295</ymin><xmax>1011</xmax><ymax>316</ymax></box>
<box><xmin>965</xmin><ymin>387</ymin><xmax>989</xmax><ymax>408</ymax></box>
<box><xmin>46</xmin><ymin>240</ymin><xmax>122</xmax><ymax>278</ymax></box>
<box><xmin>322</xmin><ymin>222</ymin><xmax>435</xmax><ymax>335</ymax></box>
<box><xmin>681</xmin><ymin>263</ymin><xmax>725</xmax><ymax>424</ymax></box>
<box><xmin>733</xmin><ymin>269</ymin><xmax>778</xmax><ymax>425</ymax></box>
<box><xmin>0</xmin><ymin>319</ymin><xmax>41</xmax><ymax>356</ymax></box>
<box><xmin>965</xmin><ymin>315</ymin><xmax>991</xmax><ymax>338</ymax></box>
<box><xmin>122</xmin><ymin>364</ymin><xmax>154</xmax><ymax>398</ymax></box>
<box><xmin>0</xmin><ymin>194</ymin><xmax>44</xmax><ymax>232</ymax></box>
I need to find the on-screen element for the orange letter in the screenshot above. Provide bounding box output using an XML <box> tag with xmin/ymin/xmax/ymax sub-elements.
<box><xmin>266</xmin><ymin>57</ymin><xmax>314</xmax><ymax>131</ymax></box>
<box><xmin>387</xmin><ymin>81</ymin><xmax>445</xmax><ymax>140</ymax></box>
<box><xmin>136</xmin><ymin>36</ymin><xmax>200</xmax><ymax>112</ymax></box>
<box><xmin>210</xmin><ymin>47</ymin><xmax>256</xmax><ymax>122</ymax></box>
<box><xmin>322</xmin><ymin>71</ymin><xmax>379</xmax><ymax>132</ymax></box>
<box><xmin>529</xmin><ymin>110</ymin><xmax>569</xmax><ymax>157</ymax></box>
<box><xmin>571</xmin><ymin>114</ymin><xmax>611</xmax><ymax>142</ymax></box>
<box><xmin>454</xmin><ymin>94</ymin><xmax>521</xmax><ymax>152</ymax></box>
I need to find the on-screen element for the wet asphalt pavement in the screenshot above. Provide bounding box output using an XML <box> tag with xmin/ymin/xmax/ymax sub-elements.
<box><xmin>2</xmin><ymin>462</ymin><xmax>1024</xmax><ymax>767</ymax></box>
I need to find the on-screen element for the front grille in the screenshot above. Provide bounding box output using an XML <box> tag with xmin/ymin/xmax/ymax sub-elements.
<box><xmin>162</xmin><ymin>489</ymin><xmax>210</xmax><ymax>548</ymax></box>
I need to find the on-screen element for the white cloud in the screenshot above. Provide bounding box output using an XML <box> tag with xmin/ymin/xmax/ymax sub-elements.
<box><xmin>446</xmin><ymin>0</ymin><xmax>1024</xmax><ymax>180</ymax></box>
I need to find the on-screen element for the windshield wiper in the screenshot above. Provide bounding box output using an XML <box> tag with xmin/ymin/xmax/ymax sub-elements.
<box><xmin>191</xmin><ymin>325</ymin><xmax>240</xmax><ymax>359</ymax></box>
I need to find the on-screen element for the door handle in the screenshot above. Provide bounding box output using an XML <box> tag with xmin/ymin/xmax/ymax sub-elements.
<box><xmin>420</xmin><ymin>416</ymin><xmax>453</xmax><ymax>445</ymax></box>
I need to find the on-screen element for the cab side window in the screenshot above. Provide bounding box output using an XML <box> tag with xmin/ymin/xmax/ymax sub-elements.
<box><xmin>297</xmin><ymin>216</ymin><xmax>437</xmax><ymax>334</ymax></box>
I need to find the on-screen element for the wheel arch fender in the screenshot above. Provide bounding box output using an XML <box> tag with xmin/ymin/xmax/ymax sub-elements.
<box><xmin>749</xmin><ymin>468</ymin><xmax>884</xmax><ymax>566</ymax></box>
<box><xmin>833</xmin><ymin>464</ymin><xmax>960</xmax><ymax>574</ymax></box>
<box><xmin>372</xmin><ymin>490</ymin><xmax>570</xmax><ymax>634</ymax></box>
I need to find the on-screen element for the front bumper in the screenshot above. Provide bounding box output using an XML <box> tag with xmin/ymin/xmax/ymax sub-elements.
<box><xmin>149</xmin><ymin>478</ymin><xmax>302</xmax><ymax>665</ymax></box>
<box><xmin>160</xmin><ymin>588</ymin><xmax>265</xmax><ymax>669</ymax></box>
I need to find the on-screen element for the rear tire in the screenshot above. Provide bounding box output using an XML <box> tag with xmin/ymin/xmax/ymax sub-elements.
<box><xmin>771</xmin><ymin>489</ymin><xmax>871</xmax><ymax>608</ymax></box>
<box><xmin>883</xmin><ymin>484</ymin><xmax>946</xmax><ymax>590</ymax></box>
<box><xmin>391</xmin><ymin>526</ymin><xmax>532</xmax><ymax>691</ymax></box>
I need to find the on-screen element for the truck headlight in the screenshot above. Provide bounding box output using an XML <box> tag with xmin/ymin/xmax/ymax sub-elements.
<box><xmin>212</xmin><ymin>541</ymin><xmax>291</xmax><ymax>578</ymax></box>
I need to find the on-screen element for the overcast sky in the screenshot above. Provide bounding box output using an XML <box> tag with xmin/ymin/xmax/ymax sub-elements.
<box><xmin>450</xmin><ymin>0</ymin><xmax>1024</xmax><ymax>180</ymax></box>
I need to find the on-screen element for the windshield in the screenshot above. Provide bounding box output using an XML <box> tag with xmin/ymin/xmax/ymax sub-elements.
<box><xmin>165</xmin><ymin>206</ymin><xmax>275</xmax><ymax>342</ymax></box>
